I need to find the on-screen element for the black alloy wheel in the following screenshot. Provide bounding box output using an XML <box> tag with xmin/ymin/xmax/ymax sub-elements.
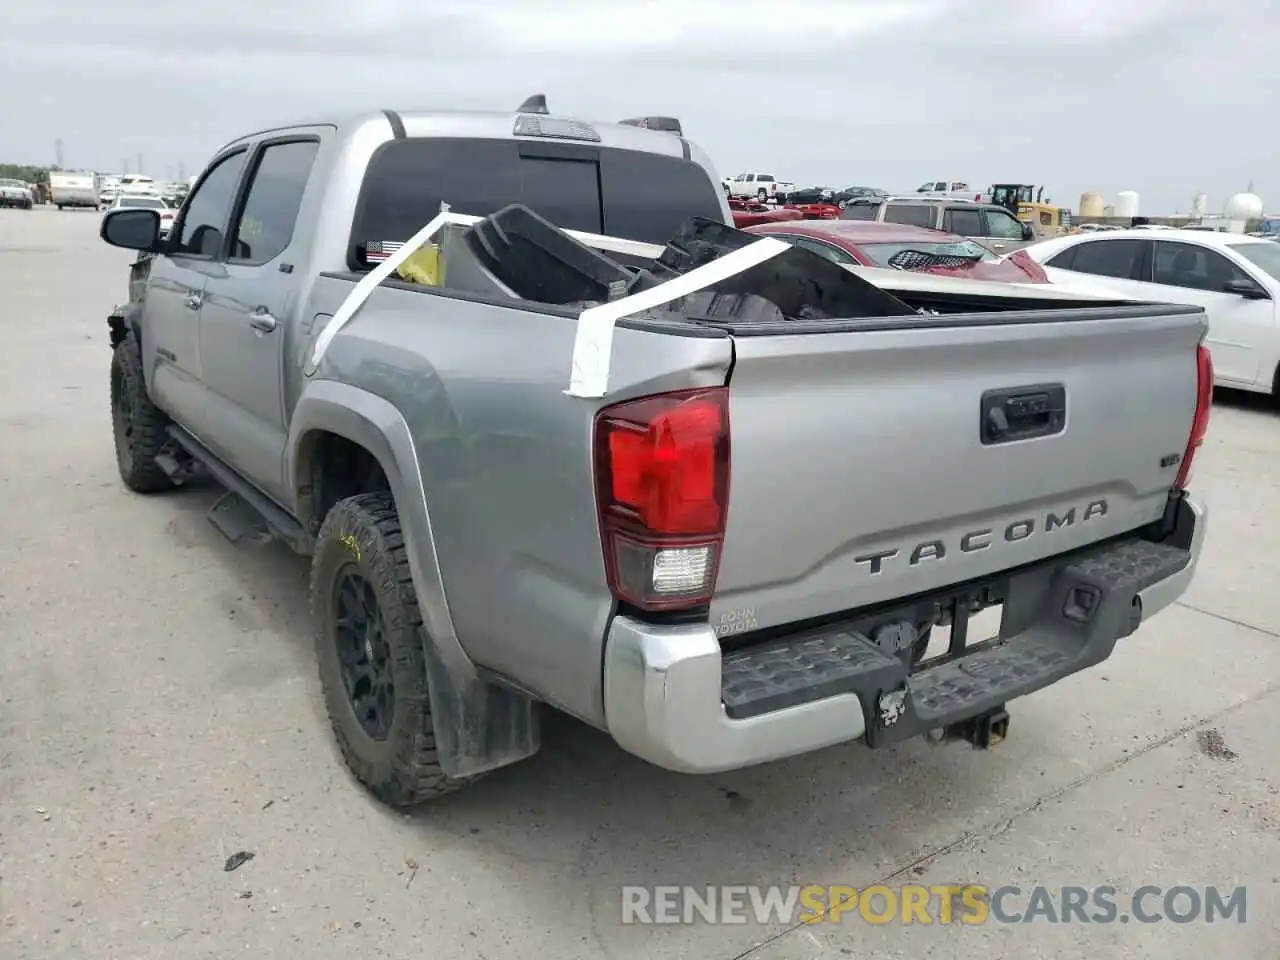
<box><xmin>332</xmin><ymin>566</ymin><xmax>396</xmax><ymax>740</ymax></box>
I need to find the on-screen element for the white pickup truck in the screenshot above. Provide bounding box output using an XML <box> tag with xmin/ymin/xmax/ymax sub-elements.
<box><xmin>723</xmin><ymin>172</ymin><xmax>795</xmax><ymax>201</ymax></box>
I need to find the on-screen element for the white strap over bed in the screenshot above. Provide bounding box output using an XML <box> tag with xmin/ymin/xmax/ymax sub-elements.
<box><xmin>306</xmin><ymin>209</ymin><xmax>668</xmax><ymax>379</ymax></box>
<box><xmin>306</xmin><ymin>207</ymin><xmax>789</xmax><ymax>397</ymax></box>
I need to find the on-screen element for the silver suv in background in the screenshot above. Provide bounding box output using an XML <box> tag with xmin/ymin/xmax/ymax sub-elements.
<box><xmin>842</xmin><ymin>196</ymin><xmax>1036</xmax><ymax>252</ymax></box>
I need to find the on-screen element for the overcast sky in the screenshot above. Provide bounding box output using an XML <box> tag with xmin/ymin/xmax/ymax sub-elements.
<box><xmin>1</xmin><ymin>0</ymin><xmax>1274</xmax><ymax>215</ymax></box>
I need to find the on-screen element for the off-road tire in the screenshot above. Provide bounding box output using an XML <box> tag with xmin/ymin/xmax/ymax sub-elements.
<box><xmin>110</xmin><ymin>334</ymin><xmax>173</xmax><ymax>493</ymax></box>
<box><xmin>311</xmin><ymin>492</ymin><xmax>470</xmax><ymax>806</ymax></box>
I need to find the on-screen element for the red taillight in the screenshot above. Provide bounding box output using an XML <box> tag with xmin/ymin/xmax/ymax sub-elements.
<box><xmin>594</xmin><ymin>387</ymin><xmax>730</xmax><ymax>612</ymax></box>
<box><xmin>1174</xmin><ymin>344</ymin><xmax>1213</xmax><ymax>490</ymax></box>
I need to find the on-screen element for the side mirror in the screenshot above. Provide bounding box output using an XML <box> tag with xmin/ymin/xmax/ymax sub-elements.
<box><xmin>1223</xmin><ymin>278</ymin><xmax>1270</xmax><ymax>300</ymax></box>
<box><xmin>1021</xmin><ymin>222</ymin><xmax>1035</xmax><ymax>241</ymax></box>
<box><xmin>101</xmin><ymin>208</ymin><xmax>162</xmax><ymax>252</ymax></box>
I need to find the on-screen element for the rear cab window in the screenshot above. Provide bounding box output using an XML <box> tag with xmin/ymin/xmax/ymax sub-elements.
<box><xmin>349</xmin><ymin>137</ymin><xmax>725</xmax><ymax>270</ymax></box>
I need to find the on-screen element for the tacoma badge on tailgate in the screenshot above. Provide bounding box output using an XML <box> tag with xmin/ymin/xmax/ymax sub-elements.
<box><xmin>853</xmin><ymin>499</ymin><xmax>1109</xmax><ymax>575</ymax></box>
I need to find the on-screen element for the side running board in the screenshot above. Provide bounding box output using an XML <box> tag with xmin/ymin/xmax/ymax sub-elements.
<box><xmin>156</xmin><ymin>426</ymin><xmax>313</xmax><ymax>553</ymax></box>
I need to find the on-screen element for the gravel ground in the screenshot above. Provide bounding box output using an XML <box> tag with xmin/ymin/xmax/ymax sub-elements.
<box><xmin>2</xmin><ymin>207</ymin><xmax>1278</xmax><ymax>959</ymax></box>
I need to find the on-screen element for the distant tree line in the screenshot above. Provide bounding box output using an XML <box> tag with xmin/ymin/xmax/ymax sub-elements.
<box><xmin>0</xmin><ymin>164</ymin><xmax>52</xmax><ymax>183</ymax></box>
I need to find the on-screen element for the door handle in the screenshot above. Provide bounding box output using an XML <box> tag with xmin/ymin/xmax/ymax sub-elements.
<box><xmin>185</xmin><ymin>293</ymin><xmax>202</xmax><ymax>311</ymax></box>
<box><xmin>248</xmin><ymin>309</ymin><xmax>278</xmax><ymax>333</ymax></box>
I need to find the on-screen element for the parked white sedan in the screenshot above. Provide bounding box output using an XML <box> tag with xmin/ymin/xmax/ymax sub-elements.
<box><xmin>1024</xmin><ymin>228</ymin><xmax>1280</xmax><ymax>397</ymax></box>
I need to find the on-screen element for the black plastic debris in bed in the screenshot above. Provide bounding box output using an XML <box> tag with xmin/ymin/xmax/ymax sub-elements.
<box><xmin>456</xmin><ymin>204</ymin><xmax>918</xmax><ymax>322</ymax></box>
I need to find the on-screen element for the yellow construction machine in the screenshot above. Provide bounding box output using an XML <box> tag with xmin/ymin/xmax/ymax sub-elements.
<box><xmin>988</xmin><ymin>184</ymin><xmax>1070</xmax><ymax>237</ymax></box>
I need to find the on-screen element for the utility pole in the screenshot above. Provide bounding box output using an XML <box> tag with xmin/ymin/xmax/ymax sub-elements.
<box><xmin>137</xmin><ymin>154</ymin><xmax>144</xmax><ymax>176</ymax></box>
<box><xmin>54</xmin><ymin>139</ymin><xmax>64</xmax><ymax>168</ymax></box>
<box><xmin>177</xmin><ymin>161</ymin><xmax>185</xmax><ymax>181</ymax></box>
<box><xmin>122</xmin><ymin>158</ymin><xmax>129</xmax><ymax>174</ymax></box>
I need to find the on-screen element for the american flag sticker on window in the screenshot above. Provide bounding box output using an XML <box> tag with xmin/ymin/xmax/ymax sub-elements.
<box><xmin>363</xmin><ymin>240</ymin><xmax>404</xmax><ymax>263</ymax></box>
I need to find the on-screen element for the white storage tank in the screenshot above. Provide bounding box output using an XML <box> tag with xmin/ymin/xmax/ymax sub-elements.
<box><xmin>1224</xmin><ymin>191</ymin><xmax>1263</xmax><ymax>221</ymax></box>
<box><xmin>1114</xmin><ymin>191</ymin><xmax>1140</xmax><ymax>219</ymax></box>
<box><xmin>1079</xmin><ymin>192</ymin><xmax>1105</xmax><ymax>218</ymax></box>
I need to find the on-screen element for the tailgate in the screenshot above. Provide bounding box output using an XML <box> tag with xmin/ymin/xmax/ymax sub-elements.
<box><xmin>710</xmin><ymin>304</ymin><xmax>1205</xmax><ymax>637</ymax></box>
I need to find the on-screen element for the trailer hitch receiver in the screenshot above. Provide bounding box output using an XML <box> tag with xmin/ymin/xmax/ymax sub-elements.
<box><xmin>925</xmin><ymin>706</ymin><xmax>1010</xmax><ymax>750</ymax></box>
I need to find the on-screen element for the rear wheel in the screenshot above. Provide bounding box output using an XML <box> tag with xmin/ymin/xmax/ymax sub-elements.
<box><xmin>110</xmin><ymin>334</ymin><xmax>173</xmax><ymax>493</ymax></box>
<box><xmin>757</xmin><ymin>188</ymin><xmax>768</xmax><ymax>201</ymax></box>
<box><xmin>312</xmin><ymin>493</ymin><xmax>471</xmax><ymax>806</ymax></box>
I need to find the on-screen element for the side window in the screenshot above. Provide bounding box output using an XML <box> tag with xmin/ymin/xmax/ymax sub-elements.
<box><xmin>984</xmin><ymin>209</ymin><xmax>1026</xmax><ymax>240</ymax></box>
<box><xmin>759</xmin><ymin>174</ymin><xmax>774</xmax><ymax>182</ymax></box>
<box><xmin>883</xmin><ymin>204</ymin><xmax>936</xmax><ymax>228</ymax></box>
<box><xmin>1152</xmin><ymin>241</ymin><xmax>1250</xmax><ymax>292</ymax></box>
<box><xmin>839</xmin><ymin>202</ymin><xmax>880</xmax><ymax>221</ymax></box>
<box><xmin>174</xmin><ymin>150</ymin><xmax>248</xmax><ymax>257</ymax></box>
<box><xmin>1046</xmin><ymin>245</ymin><xmax>1078</xmax><ymax>270</ymax></box>
<box><xmin>1067</xmin><ymin>239</ymin><xmax>1144</xmax><ymax>279</ymax></box>
<box><xmin>229</xmin><ymin>140</ymin><xmax>319</xmax><ymax>265</ymax></box>
<box><xmin>943</xmin><ymin>208</ymin><xmax>984</xmax><ymax>236</ymax></box>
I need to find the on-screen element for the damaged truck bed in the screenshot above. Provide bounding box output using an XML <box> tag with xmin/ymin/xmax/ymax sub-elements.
<box><xmin>102</xmin><ymin>105</ymin><xmax>1210</xmax><ymax>806</ymax></box>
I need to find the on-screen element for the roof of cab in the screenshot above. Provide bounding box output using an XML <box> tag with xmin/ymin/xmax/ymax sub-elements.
<box><xmin>216</xmin><ymin>108</ymin><xmax>690</xmax><ymax>160</ymax></box>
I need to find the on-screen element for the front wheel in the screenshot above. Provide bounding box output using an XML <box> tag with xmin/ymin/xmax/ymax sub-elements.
<box><xmin>110</xmin><ymin>334</ymin><xmax>173</xmax><ymax>493</ymax></box>
<box><xmin>312</xmin><ymin>493</ymin><xmax>472</xmax><ymax>806</ymax></box>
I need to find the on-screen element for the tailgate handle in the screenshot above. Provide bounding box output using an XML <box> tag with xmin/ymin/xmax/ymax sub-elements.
<box><xmin>981</xmin><ymin>384</ymin><xmax>1066</xmax><ymax>445</ymax></box>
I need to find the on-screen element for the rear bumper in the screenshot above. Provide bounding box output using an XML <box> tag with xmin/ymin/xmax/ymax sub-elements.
<box><xmin>603</xmin><ymin>493</ymin><xmax>1205</xmax><ymax>774</ymax></box>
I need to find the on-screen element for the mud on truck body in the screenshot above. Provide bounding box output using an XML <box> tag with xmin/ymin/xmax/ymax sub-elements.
<box><xmin>101</xmin><ymin>101</ymin><xmax>1210</xmax><ymax>806</ymax></box>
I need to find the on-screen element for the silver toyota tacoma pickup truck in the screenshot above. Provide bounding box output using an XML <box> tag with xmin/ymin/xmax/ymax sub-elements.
<box><xmin>100</xmin><ymin>101</ymin><xmax>1211</xmax><ymax>807</ymax></box>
